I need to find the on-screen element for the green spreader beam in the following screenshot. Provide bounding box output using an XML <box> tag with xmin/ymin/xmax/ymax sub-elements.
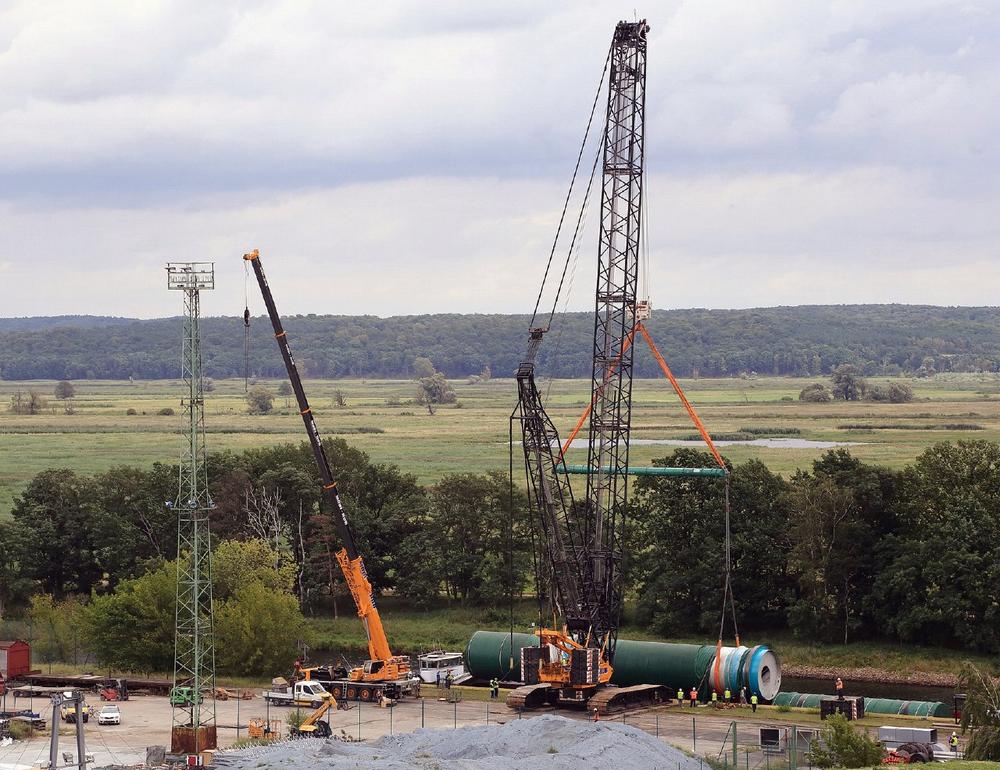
<box><xmin>557</xmin><ymin>464</ymin><xmax>728</xmax><ymax>478</ymax></box>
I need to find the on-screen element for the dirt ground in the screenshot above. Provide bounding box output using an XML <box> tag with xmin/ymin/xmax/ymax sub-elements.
<box><xmin>0</xmin><ymin>691</ymin><xmax>947</xmax><ymax>769</ymax></box>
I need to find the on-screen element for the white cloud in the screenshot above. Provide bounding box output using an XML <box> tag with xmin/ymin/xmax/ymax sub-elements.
<box><xmin>0</xmin><ymin>0</ymin><xmax>997</xmax><ymax>315</ymax></box>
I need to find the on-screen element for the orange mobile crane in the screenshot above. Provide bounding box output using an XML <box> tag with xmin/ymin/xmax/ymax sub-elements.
<box><xmin>244</xmin><ymin>249</ymin><xmax>417</xmax><ymax>702</ymax></box>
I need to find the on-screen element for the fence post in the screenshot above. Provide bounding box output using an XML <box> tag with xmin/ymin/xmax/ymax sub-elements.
<box><xmin>692</xmin><ymin>716</ymin><xmax>697</xmax><ymax>751</ymax></box>
<box><xmin>454</xmin><ymin>700</ymin><xmax>457</xmax><ymax>729</ymax></box>
<box><xmin>236</xmin><ymin>689</ymin><xmax>241</xmax><ymax>741</ymax></box>
<box><xmin>732</xmin><ymin>721</ymin><xmax>738</xmax><ymax>768</ymax></box>
<box><xmin>389</xmin><ymin>698</ymin><xmax>393</xmax><ymax>736</ymax></box>
<box><xmin>358</xmin><ymin>698</ymin><xmax>362</xmax><ymax>741</ymax></box>
<box><xmin>421</xmin><ymin>698</ymin><xmax>425</xmax><ymax>728</ymax></box>
<box><xmin>655</xmin><ymin>713</ymin><xmax>659</xmax><ymax>738</ymax></box>
<box><xmin>790</xmin><ymin>725</ymin><xmax>797</xmax><ymax>770</ymax></box>
<box><xmin>486</xmin><ymin>703</ymin><xmax>489</xmax><ymax>726</ymax></box>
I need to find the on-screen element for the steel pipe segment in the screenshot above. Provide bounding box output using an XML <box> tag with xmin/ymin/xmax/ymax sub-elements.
<box><xmin>465</xmin><ymin>631</ymin><xmax>782</xmax><ymax>700</ymax></box>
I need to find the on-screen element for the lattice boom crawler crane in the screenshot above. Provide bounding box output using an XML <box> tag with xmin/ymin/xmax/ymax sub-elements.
<box><xmin>509</xmin><ymin>19</ymin><xmax>667</xmax><ymax>714</ymax></box>
<box><xmin>244</xmin><ymin>250</ymin><xmax>418</xmax><ymax>702</ymax></box>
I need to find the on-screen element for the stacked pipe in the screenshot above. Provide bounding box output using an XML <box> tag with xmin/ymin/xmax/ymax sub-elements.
<box><xmin>465</xmin><ymin>631</ymin><xmax>782</xmax><ymax>701</ymax></box>
<box><xmin>772</xmin><ymin>692</ymin><xmax>952</xmax><ymax>718</ymax></box>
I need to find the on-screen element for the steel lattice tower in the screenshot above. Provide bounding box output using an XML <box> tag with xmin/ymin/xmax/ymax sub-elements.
<box><xmin>584</xmin><ymin>20</ymin><xmax>648</xmax><ymax>663</ymax></box>
<box><xmin>166</xmin><ymin>263</ymin><xmax>218</xmax><ymax>754</ymax></box>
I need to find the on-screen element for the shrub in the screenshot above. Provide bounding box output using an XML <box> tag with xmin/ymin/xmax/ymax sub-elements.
<box><xmin>245</xmin><ymin>386</ymin><xmax>274</xmax><ymax>415</ymax></box>
<box><xmin>54</xmin><ymin>380</ymin><xmax>75</xmax><ymax>400</ymax></box>
<box><xmin>799</xmin><ymin>383</ymin><xmax>832</xmax><ymax>402</ymax></box>
<box><xmin>157</xmin><ymin>407</ymin><xmax>175</xmax><ymax>416</ymax></box>
<box><xmin>807</xmin><ymin>714</ymin><xmax>884</xmax><ymax>768</ymax></box>
<box><xmin>126</xmin><ymin>408</ymin><xmax>138</xmax><ymax>416</ymax></box>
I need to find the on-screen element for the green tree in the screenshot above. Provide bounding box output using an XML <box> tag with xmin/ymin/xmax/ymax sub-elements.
<box><xmin>958</xmin><ymin>662</ymin><xmax>1000</xmax><ymax>760</ymax></box>
<box><xmin>0</xmin><ymin>521</ymin><xmax>33</xmax><ymax>617</ymax></box>
<box><xmin>412</xmin><ymin>356</ymin><xmax>436</xmax><ymax>379</ymax></box>
<box><xmin>54</xmin><ymin>380</ymin><xmax>75</xmax><ymax>400</ymax></box>
<box><xmin>81</xmin><ymin>560</ymin><xmax>176</xmax><ymax>672</ymax></box>
<box><xmin>632</xmin><ymin>450</ymin><xmax>791</xmax><ymax>635</ymax></box>
<box><xmin>245</xmin><ymin>385</ymin><xmax>274</xmax><ymax>415</ymax></box>
<box><xmin>213</xmin><ymin>538</ymin><xmax>296</xmax><ymax>598</ymax></box>
<box><xmin>419</xmin><ymin>473</ymin><xmax>528</xmax><ymax>604</ymax></box>
<box><xmin>28</xmin><ymin>594</ymin><xmax>85</xmax><ymax>669</ymax></box>
<box><xmin>785</xmin><ymin>473</ymin><xmax>869</xmax><ymax>643</ymax></box>
<box><xmin>831</xmin><ymin>364</ymin><xmax>867</xmax><ymax>401</ymax></box>
<box><xmin>873</xmin><ymin>441</ymin><xmax>1000</xmax><ymax>652</ymax></box>
<box><xmin>416</xmin><ymin>372</ymin><xmax>457</xmax><ymax>409</ymax></box>
<box><xmin>807</xmin><ymin>713</ymin><xmax>884</xmax><ymax>767</ymax></box>
<box><xmin>215</xmin><ymin>582</ymin><xmax>310</xmax><ymax>676</ymax></box>
<box><xmin>10</xmin><ymin>470</ymin><xmax>103</xmax><ymax>597</ymax></box>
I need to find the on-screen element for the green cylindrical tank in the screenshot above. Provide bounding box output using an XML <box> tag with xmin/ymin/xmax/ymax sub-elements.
<box><xmin>464</xmin><ymin>630</ymin><xmax>537</xmax><ymax>681</ymax></box>
<box><xmin>609</xmin><ymin>639</ymin><xmax>717</xmax><ymax>690</ymax></box>
<box><xmin>465</xmin><ymin>631</ymin><xmax>782</xmax><ymax>700</ymax></box>
<box><xmin>772</xmin><ymin>692</ymin><xmax>951</xmax><ymax>718</ymax></box>
<box><xmin>772</xmin><ymin>692</ymin><xmax>799</xmax><ymax>707</ymax></box>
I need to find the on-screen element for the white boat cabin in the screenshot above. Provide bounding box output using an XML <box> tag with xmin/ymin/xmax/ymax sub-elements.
<box><xmin>417</xmin><ymin>651</ymin><xmax>465</xmax><ymax>684</ymax></box>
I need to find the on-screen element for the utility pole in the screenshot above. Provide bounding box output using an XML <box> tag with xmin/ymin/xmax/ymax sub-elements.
<box><xmin>166</xmin><ymin>262</ymin><xmax>218</xmax><ymax>755</ymax></box>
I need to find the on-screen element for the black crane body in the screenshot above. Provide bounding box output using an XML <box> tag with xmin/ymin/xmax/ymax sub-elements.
<box><xmin>507</xmin><ymin>20</ymin><xmax>661</xmax><ymax>714</ymax></box>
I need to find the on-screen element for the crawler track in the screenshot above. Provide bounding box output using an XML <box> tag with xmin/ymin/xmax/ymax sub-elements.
<box><xmin>588</xmin><ymin>684</ymin><xmax>669</xmax><ymax>714</ymax></box>
<box><xmin>505</xmin><ymin>683</ymin><xmax>555</xmax><ymax>710</ymax></box>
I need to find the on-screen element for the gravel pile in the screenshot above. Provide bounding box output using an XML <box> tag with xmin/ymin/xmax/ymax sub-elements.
<box><xmin>217</xmin><ymin>714</ymin><xmax>702</xmax><ymax>769</ymax></box>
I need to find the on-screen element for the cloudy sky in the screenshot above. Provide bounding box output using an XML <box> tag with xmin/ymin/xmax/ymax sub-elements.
<box><xmin>1</xmin><ymin>0</ymin><xmax>997</xmax><ymax>318</ymax></box>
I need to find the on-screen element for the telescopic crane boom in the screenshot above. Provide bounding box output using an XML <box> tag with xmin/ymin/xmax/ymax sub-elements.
<box><xmin>243</xmin><ymin>249</ymin><xmax>412</xmax><ymax>696</ymax></box>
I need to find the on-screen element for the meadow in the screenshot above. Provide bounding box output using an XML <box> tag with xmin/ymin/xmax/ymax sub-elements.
<box><xmin>3</xmin><ymin>372</ymin><xmax>1000</xmax><ymax>518</ymax></box>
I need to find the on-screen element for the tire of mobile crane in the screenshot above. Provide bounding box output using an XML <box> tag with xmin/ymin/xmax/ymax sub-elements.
<box><xmin>347</xmin><ymin>686</ymin><xmax>357</xmax><ymax>699</ymax></box>
<box><xmin>360</xmin><ymin>688</ymin><xmax>372</xmax><ymax>702</ymax></box>
<box><xmin>331</xmin><ymin>685</ymin><xmax>344</xmax><ymax>699</ymax></box>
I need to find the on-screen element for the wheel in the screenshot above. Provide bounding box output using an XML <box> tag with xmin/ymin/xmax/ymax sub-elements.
<box><xmin>314</xmin><ymin>721</ymin><xmax>332</xmax><ymax>739</ymax></box>
<box><xmin>347</xmin><ymin>687</ymin><xmax>357</xmax><ymax>699</ymax></box>
<box><xmin>332</xmin><ymin>685</ymin><xmax>343</xmax><ymax>699</ymax></box>
<box><xmin>311</xmin><ymin>700</ymin><xmax>322</xmax><ymax>709</ymax></box>
<box><xmin>360</xmin><ymin>688</ymin><xmax>371</xmax><ymax>702</ymax></box>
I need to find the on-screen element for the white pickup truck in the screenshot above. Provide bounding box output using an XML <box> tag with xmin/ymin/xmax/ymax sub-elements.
<box><xmin>263</xmin><ymin>679</ymin><xmax>333</xmax><ymax>708</ymax></box>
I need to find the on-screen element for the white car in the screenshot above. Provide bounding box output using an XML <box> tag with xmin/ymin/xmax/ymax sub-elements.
<box><xmin>97</xmin><ymin>705</ymin><xmax>121</xmax><ymax>726</ymax></box>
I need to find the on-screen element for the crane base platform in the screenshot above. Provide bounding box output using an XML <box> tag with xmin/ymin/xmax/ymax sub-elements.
<box><xmin>505</xmin><ymin>682</ymin><xmax>669</xmax><ymax>714</ymax></box>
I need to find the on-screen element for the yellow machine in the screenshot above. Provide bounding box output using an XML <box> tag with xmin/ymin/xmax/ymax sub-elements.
<box><xmin>245</xmin><ymin>250</ymin><xmax>415</xmax><ymax>702</ymax></box>
<box><xmin>289</xmin><ymin>695</ymin><xmax>337</xmax><ymax>738</ymax></box>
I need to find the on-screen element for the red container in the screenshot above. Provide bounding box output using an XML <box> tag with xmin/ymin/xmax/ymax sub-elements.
<box><xmin>0</xmin><ymin>640</ymin><xmax>30</xmax><ymax>679</ymax></box>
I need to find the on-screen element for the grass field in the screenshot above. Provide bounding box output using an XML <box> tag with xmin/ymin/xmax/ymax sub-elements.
<box><xmin>3</xmin><ymin>373</ymin><xmax>1000</xmax><ymax>517</ymax></box>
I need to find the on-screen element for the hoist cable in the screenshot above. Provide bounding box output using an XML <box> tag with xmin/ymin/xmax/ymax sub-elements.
<box><xmin>528</xmin><ymin>43</ymin><xmax>612</xmax><ymax>331</ymax></box>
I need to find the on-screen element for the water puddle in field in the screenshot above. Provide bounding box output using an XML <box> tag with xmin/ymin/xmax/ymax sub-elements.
<box><xmin>560</xmin><ymin>438</ymin><xmax>867</xmax><ymax>449</ymax></box>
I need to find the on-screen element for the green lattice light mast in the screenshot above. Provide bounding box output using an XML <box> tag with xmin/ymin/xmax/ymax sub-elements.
<box><xmin>166</xmin><ymin>262</ymin><xmax>218</xmax><ymax>755</ymax></box>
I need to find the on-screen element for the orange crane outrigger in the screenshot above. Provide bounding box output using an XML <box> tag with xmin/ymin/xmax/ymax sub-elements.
<box><xmin>243</xmin><ymin>249</ymin><xmax>416</xmax><ymax>702</ymax></box>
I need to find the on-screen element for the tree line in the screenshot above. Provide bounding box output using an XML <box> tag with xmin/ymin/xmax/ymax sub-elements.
<box><xmin>1</xmin><ymin>438</ymin><xmax>997</xmax><ymax>677</ymax></box>
<box><xmin>3</xmin><ymin>304</ymin><xmax>1000</xmax><ymax>380</ymax></box>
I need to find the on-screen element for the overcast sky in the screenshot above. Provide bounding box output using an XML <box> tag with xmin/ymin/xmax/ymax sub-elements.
<box><xmin>1</xmin><ymin>0</ymin><xmax>997</xmax><ymax>319</ymax></box>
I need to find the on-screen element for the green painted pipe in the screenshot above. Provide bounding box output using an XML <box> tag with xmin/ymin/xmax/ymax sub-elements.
<box><xmin>775</xmin><ymin>692</ymin><xmax>951</xmax><ymax>718</ymax></box>
<box><xmin>556</xmin><ymin>465</ymin><xmax>729</xmax><ymax>477</ymax></box>
<box><xmin>464</xmin><ymin>631</ymin><xmax>781</xmax><ymax>700</ymax></box>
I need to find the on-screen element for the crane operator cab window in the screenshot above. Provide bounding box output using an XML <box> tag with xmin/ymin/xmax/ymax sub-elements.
<box><xmin>364</xmin><ymin>660</ymin><xmax>385</xmax><ymax>676</ymax></box>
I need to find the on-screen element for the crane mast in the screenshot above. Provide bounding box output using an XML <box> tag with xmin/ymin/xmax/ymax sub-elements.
<box><xmin>583</xmin><ymin>17</ymin><xmax>648</xmax><ymax>664</ymax></box>
<box><xmin>243</xmin><ymin>250</ymin><xmax>406</xmax><ymax>681</ymax></box>
<box><xmin>508</xmin><ymin>19</ymin><xmax>651</xmax><ymax>712</ymax></box>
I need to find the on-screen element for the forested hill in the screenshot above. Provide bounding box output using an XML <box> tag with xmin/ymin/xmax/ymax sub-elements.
<box><xmin>1</xmin><ymin>305</ymin><xmax>998</xmax><ymax>380</ymax></box>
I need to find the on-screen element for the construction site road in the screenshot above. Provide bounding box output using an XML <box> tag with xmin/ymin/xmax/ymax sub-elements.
<box><xmin>0</xmin><ymin>693</ymin><xmax>897</xmax><ymax>769</ymax></box>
